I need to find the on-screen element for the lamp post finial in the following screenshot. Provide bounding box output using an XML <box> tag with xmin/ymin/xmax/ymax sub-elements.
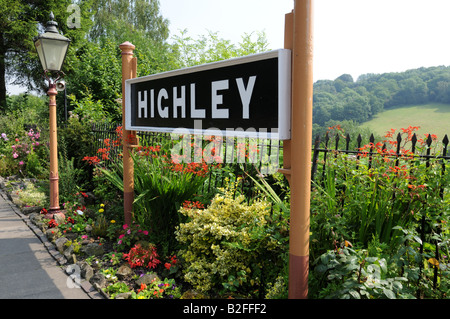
<box><xmin>45</xmin><ymin>11</ymin><xmax>59</xmax><ymax>33</ymax></box>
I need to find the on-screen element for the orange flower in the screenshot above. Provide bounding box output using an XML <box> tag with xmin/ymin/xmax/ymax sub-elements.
<box><xmin>137</xmin><ymin>283</ymin><xmax>147</xmax><ymax>293</ymax></box>
<box><xmin>384</xmin><ymin>128</ymin><xmax>396</xmax><ymax>138</ymax></box>
<box><xmin>82</xmin><ymin>156</ymin><xmax>100</xmax><ymax>165</ymax></box>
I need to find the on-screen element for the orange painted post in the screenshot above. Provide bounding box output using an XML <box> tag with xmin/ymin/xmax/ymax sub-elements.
<box><xmin>120</xmin><ymin>41</ymin><xmax>138</xmax><ymax>226</ymax></box>
<box><xmin>281</xmin><ymin>0</ymin><xmax>314</xmax><ymax>299</ymax></box>
<box><xmin>48</xmin><ymin>84</ymin><xmax>60</xmax><ymax>213</ymax></box>
<box><xmin>279</xmin><ymin>11</ymin><xmax>294</xmax><ymax>185</ymax></box>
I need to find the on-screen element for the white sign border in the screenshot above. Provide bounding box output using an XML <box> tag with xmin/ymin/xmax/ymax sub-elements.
<box><xmin>125</xmin><ymin>49</ymin><xmax>291</xmax><ymax>140</ymax></box>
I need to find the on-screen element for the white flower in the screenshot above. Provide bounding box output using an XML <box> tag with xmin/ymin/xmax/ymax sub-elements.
<box><xmin>76</xmin><ymin>210</ymin><xmax>84</xmax><ymax>215</ymax></box>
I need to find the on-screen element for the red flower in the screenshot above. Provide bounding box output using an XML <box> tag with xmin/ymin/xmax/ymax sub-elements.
<box><xmin>82</xmin><ymin>156</ymin><xmax>100</xmax><ymax>165</ymax></box>
<box><xmin>182</xmin><ymin>200</ymin><xmax>205</xmax><ymax>210</ymax></box>
<box><xmin>137</xmin><ymin>283</ymin><xmax>147</xmax><ymax>293</ymax></box>
<box><xmin>48</xmin><ymin>219</ymin><xmax>58</xmax><ymax>228</ymax></box>
<box><xmin>164</xmin><ymin>263</ymin><xmax>171</xmax><ymax>270</ymax></box>
<box><xmin>124</xmin><ymin>244</ymin><xmax>161</xmax><ymax>269</ymax></box>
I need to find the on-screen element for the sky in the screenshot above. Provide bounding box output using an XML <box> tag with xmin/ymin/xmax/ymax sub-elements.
<box><xmin>159</xmin><ymin>0</ymin><xmax>450</xmax><ymax>82</ymax></box>
<box><xmin>8</xmin><ymin>0</ymin><xmax>450</xmax><ymax>94</ymax></box>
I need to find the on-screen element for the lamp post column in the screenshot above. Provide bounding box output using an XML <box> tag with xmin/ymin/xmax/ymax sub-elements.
<box><xmin>48</xmin><ymin>83</ymin><xmax>60</xmax><ymax>213</ymax></box>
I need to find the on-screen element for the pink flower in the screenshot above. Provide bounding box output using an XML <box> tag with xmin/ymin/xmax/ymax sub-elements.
<box><xmin>143</xmin><ymin>230</ymin><xmax>148</xmax><ymax>235</ymax></box>
<box><xmin>118</xmin><ymin>240</ymin><xmax>122</xmax><ymax>245</ymax></box>
<box><xmin>13</xmin><ymin>153</ymin><xmax>18</xmax><ymax>159</ymax></box>
<box><xmin>19</xmin><ymin>161</ymin><xmax>24</xmax><ymax>166</ymax></box>
<box><xmin>118</xmin><ymin>234</ymin><xmax>125</xmax><ymax>239</ymax></box>
<box><xmin>123</xmin><ymin>224</ymin><xmax>128</xmax><ymax>230</ymax></box>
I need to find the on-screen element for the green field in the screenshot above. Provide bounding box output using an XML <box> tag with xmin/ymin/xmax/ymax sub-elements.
<box><xmin>360</xmin><ymin>103</ymin><xmax>450</xmax><ymax>141</ymax></box>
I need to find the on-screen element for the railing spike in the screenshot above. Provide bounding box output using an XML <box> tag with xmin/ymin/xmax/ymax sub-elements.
<box><xmin>427</xmin><ymin>133</ymin><xmax>433</xmax><ymax>146</ymax></box>
<box><xmin>357</xmin><ymin>134</ymin><xmax>362</xmax><ymax>146</ymax></box>
<box><xmin>443</xmin><ymin>134</ymin><xmax>449</xmax><ymax>146</ymax></box>
<box><xmin>411</xmin><ymin>133</ymin><xmax>417</xmax><ymax>144</ymax></box>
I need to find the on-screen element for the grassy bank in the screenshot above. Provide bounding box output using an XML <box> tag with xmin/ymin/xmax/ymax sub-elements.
<box><xmin>360</xmin><ymin>103</ymin><xmax>450</xmax><ymax>139</ymax></box>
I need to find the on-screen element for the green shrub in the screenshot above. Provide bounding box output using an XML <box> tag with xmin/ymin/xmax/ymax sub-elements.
<box><xmin>175</xmin><ymin>184</ymin><xmax>289</xmax><ymax>297</ymax></box>
<box><xmin>0</xmin><ymin>94</ymin><xmax>49</xmax><ymax>178</ymax></box>
<box><xmin>0</xmin><ymin>128</ymin><xmax>49</xmax><ymax>178</ymax></box>
<box><xmin>311</xmin><ymin>246</ymin><xmax>415</xmax><ymax>299</ymax></box>
<box><xmin>59</xmin><ymin>116</ymin><xmax>95</xmax><ymax>183</ymax></box>
<box><xmin>57</xmin><ymin>136</ymin><xmax>86</xmax><ymax>203</ymax></box>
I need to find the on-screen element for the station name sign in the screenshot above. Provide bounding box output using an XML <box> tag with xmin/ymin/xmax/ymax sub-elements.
<box><xmin>125</xmin><ymin>49</ymin><xmax>291</xmax><ymax>139</ymax></box>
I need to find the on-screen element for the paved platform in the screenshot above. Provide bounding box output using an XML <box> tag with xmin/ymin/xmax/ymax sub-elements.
<box><xmin>0</xmin><ymin>189</ymin><xmax>95</xmax><ymax>299</ymax></box>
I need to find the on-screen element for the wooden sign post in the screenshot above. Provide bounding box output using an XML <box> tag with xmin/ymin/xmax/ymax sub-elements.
<box><xmin>280</xmin><ymin>0</ymin><xmax>314</xmax><ymax>299</ymax></box>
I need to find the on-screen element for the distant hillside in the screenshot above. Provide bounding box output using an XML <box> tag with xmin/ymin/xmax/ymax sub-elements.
<box><xmin>313</xmin><ymin>65</ymin><xmax>450</xmax><ymax>127</ymax></box>
<box><xmin>359</xmin><ymin>103</ymin><xmax>450</xmax><ymax>140</ymax></box>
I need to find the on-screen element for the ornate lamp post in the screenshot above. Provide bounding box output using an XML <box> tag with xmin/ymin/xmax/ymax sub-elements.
<box><xmin>34</xmin><ymin>12</ymin><xmax>70</xmax><ymax>217</ymax></box>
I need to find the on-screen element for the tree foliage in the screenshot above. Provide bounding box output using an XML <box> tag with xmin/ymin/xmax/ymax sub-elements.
<box><xmin>0</xmin><ymin>0</ymin><xmax>93</xmax><ymax>102</ymax></box>
<box><xmin>313</xmin><ymin>66</ymin><xmax>450</xmax><ymax>127</ymax></box>
<box><xmin>88</xmin><ymin>0</ymin><xmax>169</xmax><ymax>45</ymax></box>
<box><xmin>171</xmin><ymin>29</ymin><xmax>269</xmax><ymax>69</ymax></box>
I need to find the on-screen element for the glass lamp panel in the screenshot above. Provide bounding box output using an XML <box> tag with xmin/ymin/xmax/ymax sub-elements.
<box><xmin>34</xmin><ymin>40</ymin><xmax>47</xmax><ymax>71</ymax></box>
<box><xmin>40</xmin><ymin>38</ymin><xmax>69</xmax><ymax>71</ymax></box>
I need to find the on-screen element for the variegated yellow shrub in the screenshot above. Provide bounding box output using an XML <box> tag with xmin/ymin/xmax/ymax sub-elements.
<box><xmin>175</xmin><ymin>184</ymin><xmax>289</xmax><ymax>297</ymax></box>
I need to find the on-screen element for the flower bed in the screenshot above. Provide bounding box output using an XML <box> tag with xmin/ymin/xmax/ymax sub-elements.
<box><xmin>40</xmin><ymin>202</ymin><xmax>187</xmax><ymax>299</ymax></box>
<box><xmin>6</xmin><ymin>176</ymin><xmax>288</xmax><ymax>299</ymax></box>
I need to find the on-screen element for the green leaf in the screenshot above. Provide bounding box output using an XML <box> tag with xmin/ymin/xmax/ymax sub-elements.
<box><xmin>315</xmin><ymin>264</ymin><xmax>328</xmax><ymax>273</ymax></box>
<box><xmin>349</xmin><ymin>290</ymin><xmax>361</xmax><ymax>299</ymax></box>
<box><xmin>413</xmin><ymin>236</ymin><xmax>423</xmax><ymax>245</ymax></box>
<box><xmin>383</xmin><ymin>288</ymin><xmax>396</xmax><ymax>299</ymax></box>
<box><xmin>378</xmin><ymin>259</ymin><xmax>388</xmax><ymax>273</ymax></box>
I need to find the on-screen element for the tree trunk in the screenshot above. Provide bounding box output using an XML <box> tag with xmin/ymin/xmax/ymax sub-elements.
<box><xmin>0</xmin><ymin>33</ymin><xmax>6</xmax><ymax>111</ymax></box>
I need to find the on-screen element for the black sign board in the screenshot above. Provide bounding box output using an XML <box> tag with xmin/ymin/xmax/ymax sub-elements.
<box><xmin>125</xmin><ymin>49</ymin><xmax>291</xmax><ymax>139</ymax></box>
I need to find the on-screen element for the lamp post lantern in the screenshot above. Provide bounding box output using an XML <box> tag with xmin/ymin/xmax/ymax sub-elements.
<box><xmin>34</xmin><ymin>12</ymin><xmax>70</xmax><ymax>73</ymax></box>
<box><xmin>34</xmin><ymin>12</ymin><xmax>70</xmax><ymax>217</ymax></box>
